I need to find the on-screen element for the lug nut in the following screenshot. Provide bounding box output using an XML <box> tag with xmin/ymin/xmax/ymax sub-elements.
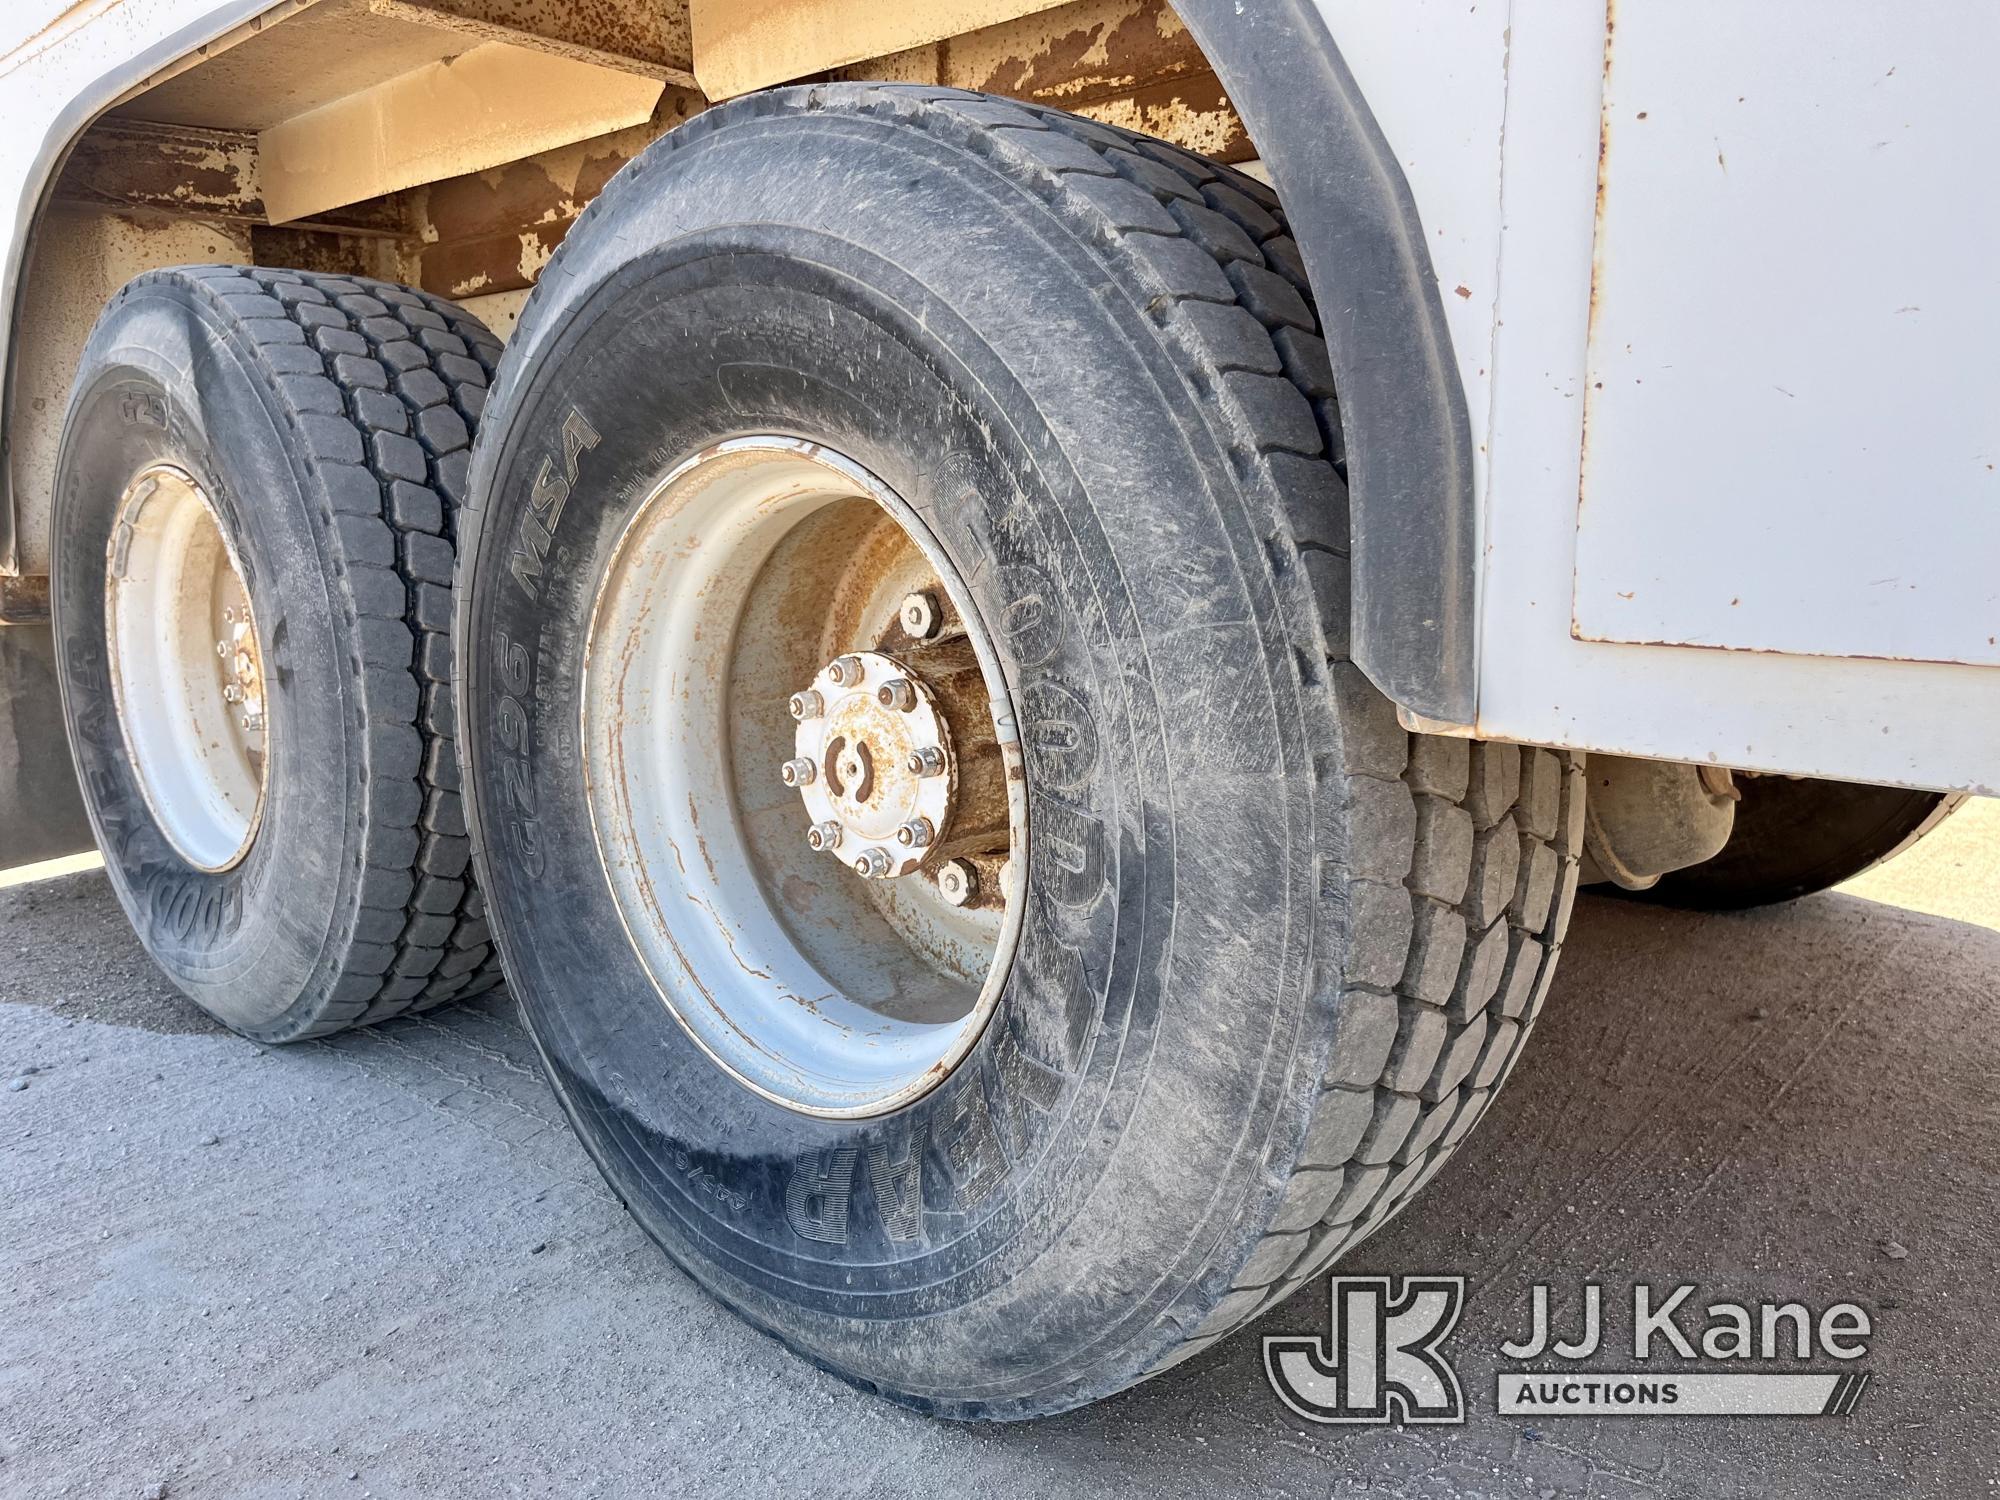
<box><xmin>895</xmin><ymin>818</ymin><xmax>934</xmax><ymax>848</ymax></box>
<box><xmin>937</xmin><ymin>859</ymin><xmax>978</xmax><ymax>907</ymax></box>
<box><xmin>807</xmin><ymin>820</ymin><xmax>843</xmax><ymax>852</ymax></box>
<box><xmin>900</xmin><ymin>591</ymin><xmax>941</xmax><ymax>639</ymax></box>
<box><xmin>780</xmin><ymin>757</ymin><xmax>816</xmax><ymax>787</ymax></box>
<box><xmin>788</xmin><ymin>689</ymin><xmax>823</xmax><ymax>721</ymax></box>
<box><xmin>222</xmin><ymin>684</ymin><xmax>242</xmax><ymax>703</ymax></box>
<box><xmin>240</xmin><ymin>712</ymin><xmax>264</xmax><ymax>733</ymax></box>
<box><xmin>828</xmin><ymin>655</ymin><xmax>865</xmax><ymax>687</ymax></box>
<box><xmin>876</xmin><ymin>677</ymin><xmax>917</xmax><ymax>713</ymax></box>
<box><xmin>907</xmin><ymin>745</ymin><xmax>947</xmax><ymax>778</ymax></box>
<box><xmin>853</xmin><ymin>847</ymin><xmax>893</xmax><ymax>879</ymax></box>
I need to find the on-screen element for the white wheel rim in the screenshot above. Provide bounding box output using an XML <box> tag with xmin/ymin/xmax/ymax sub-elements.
<box><xmin>105</xmin><ymin>463</ymin><xmax>269</xmax><ymax>872</ymax></box>
<box><xmin>581</xmin><ymin>438</ymin><xmax>1026</xmax><ymax>1119</ymax></box>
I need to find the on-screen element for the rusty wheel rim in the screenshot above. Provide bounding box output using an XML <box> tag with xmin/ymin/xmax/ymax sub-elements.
<box><xmin>580</xmin><ymin>438</ymin><xmax>1026</xmax><ymax>1118</ymax></box>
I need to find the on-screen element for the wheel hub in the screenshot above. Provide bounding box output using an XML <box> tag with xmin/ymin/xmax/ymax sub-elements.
<box><xmin>216</xmin><ymin>605</ymin><xmax>267</xmax><ymax>734</ymax></box>
<box><xmin>787</xmin><ymin>650</ymin><xmax>954</xmax><ymax>880</ymax></box>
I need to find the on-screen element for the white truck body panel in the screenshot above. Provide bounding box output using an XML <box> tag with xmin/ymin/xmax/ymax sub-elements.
<box><xmin>4</xmin><ymin>0</ymin><xmax>1996</xmax><ymax>793</ymax></box>
<box><xmin>1319</xmin><ymin>0</ymin><xmax>1998</xmax><ymax>794</ymax></box>
<box><xmin>1574</xmin><ymin>3</ymin><xmax>2000</xmax><ymax>670</ymax></box>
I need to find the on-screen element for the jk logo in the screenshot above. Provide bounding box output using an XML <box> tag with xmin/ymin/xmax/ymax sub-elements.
<box><xmin>1264</xmin><ymin>1276</ymin><xmax>1467</xmax><ymax>1425</ymax></box>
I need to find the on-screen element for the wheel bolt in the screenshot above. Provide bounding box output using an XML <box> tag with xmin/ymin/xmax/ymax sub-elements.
<box><xmin>907</xmin><ymin>745</ymin><xmax>947</xmax><ymax>778</ymax></box>
<box><xmin>241</xmin><ymin>712</ymin><xmax>264</xmax><ymax>733</ymax></box>
<box><xmin>895</xmin><ymin>818</ymin><xmax>934</xmax><ymax>848</ymax></box>
<box><xmin>900</xmin><ymin>591</ymin><xmax>941</xmax><ymax>639</ymax></box>
<box><xmin>937</xmin><ymin>859</ymin><xmax>978</xmax><ymax>907</ymax></box>
<box><xmin>853</xmin><ymin>847</ymin><xmax>893</xmax><ymax>879</ymax></box>
<box><xmin>828</xmin><ymin>655</ymin><xmax>865</xmax><ymax>687</ymax></box>
<box><xmin>780</xmin><ymin>757</ymin><xmax>816</xmax><ymax>787</ymax></box>
<box><xmin>876</xmin><ymin>677</ymin><xmax>917</xmax><ymax>713</ymax></box>
<box><xmin>788</xmin><ymin>689</ymin><xmax>823</xmax><ymax>721</ymax></box>
<box><xmin>223</xmin><ymin>684</ymin><xmax>242</xmax><ymax>703</ymax></box>
<box><xmin>807</xmin><ymin>820</ymin><xmax>843</xmax><ymax>852</ymax></box>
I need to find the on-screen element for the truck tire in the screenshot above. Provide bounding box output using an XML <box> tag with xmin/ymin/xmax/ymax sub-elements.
<box><xmin>1633</xmin><ymin>777</ymin><xmax>1963</xmax><ymax>911</ymax></box>
<box><xmin>51</xmin><ymin>266</ymin><xmax>504</xmax><ymax>1041</ymax></box>
<box><xmin>457</xmin><ymin>86</ymin><xmax>1584</xmax><ymax>1418</ymax></box>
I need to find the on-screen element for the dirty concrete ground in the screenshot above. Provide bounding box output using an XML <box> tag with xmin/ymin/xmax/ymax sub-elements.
<box><xmin>2</xmin><ymin>802</ymin><xmax>1996</xmax><ymax>1500</ymax></box>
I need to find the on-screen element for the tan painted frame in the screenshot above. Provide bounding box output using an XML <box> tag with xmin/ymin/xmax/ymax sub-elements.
<box><xmin>691</xmin><ymin>0</ymin><xmax>1070</xmax><ymax>98</ymax></box>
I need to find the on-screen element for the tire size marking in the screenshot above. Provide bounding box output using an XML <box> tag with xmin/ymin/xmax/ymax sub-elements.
<box><xmin>669</xmin><ymin>1144</ymin><xmax>748</xmax><ymax>1214</ymax></box>
<box><xmin>492</xmin><ymin>628</ymin><xmax>545</xmax><ymax>879</ymax></box>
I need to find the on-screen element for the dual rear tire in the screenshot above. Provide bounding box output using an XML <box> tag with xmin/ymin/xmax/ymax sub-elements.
<box><xmin>53</xmin><ymin>267</ymin><xmax>502</xmax><ymax>1040</ymax></box>
<box><xmin>49</xmin><ymin>87</ymin><xmax>1601</xmax><ymax>1417</ymax></box>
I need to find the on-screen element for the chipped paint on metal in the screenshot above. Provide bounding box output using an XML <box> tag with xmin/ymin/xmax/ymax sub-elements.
<box><xmin>841</xmin><ymin>0</ymin><xmax>1251</xmax><ymax>161</ymax></box>
<box><xmin>692</xmin><ymin>0</ymin><xmax>1072</xmax><ymax>99</ymax></box>
<box><xmin>407</xmin><ymin>94</ymin><xmax>695</xmax><ymax>298</ymax></box>
<box><xmin>52</xmin><ymin>118</ymin><xmax>263</xmax><ymax>220</ymax></box>
<box><xmin>366</xmin><ymin>0</ymin><xmax>698</xmax><ymax>86</ymax></box>
<box><xmin>400</xmin><ymin>0</ymin><xmax>693</xmax><ymax>73</ymax></box>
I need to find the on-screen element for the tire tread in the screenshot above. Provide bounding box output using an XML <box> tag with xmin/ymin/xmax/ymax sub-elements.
<box><xmin>116</xmin><ymin>266</ymin><xmax>505</xmax><ymax>1037</ymax></box>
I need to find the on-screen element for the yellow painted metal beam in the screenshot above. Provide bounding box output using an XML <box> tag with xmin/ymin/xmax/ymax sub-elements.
<box><xmin>691</xmin><ymin>0</ymin><xmax>1071</xmax><ymax>99</ymax></box>
<box><xmin>259</xmin><ymin>41</ymin><xmax>663</xmax><ymax>224</ymax></box>
<box><xmin>368</xmin><ymin>0</ymin><xmax>698</xmax><ymax>87</ymax></box>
